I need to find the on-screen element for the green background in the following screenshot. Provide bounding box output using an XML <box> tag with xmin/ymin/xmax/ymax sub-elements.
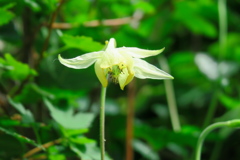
<box><xmin>0</xmin><ymin>0</ymin><xmax>239</xmax><ymax>160</ymax></box>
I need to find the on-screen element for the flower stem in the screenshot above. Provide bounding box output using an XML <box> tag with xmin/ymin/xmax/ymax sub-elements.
<box><xmin>159</xmin><ymin>56</ymin><xmax>181</xmax><ymax>132</ymax></box>
<box><xmin>126</xmin><ymin>80</ymin><xmax>136</xmax><ymax>160</ymax></box>
<box><xmin>218</xmin><ymin>0</ymin><xmax>227</xmax><ymax>60</ymax></box>
<box><xmin>195</xmin><ymin>120</ymin><xmax>240</xmax><ymax>160</ymax></box>
<box><xmin>100</xmin><ymin>86</ymin><xmax>107</xmax><ymax>160</ymax></box>
<box><xmin>202</xmin><ymin>92</ymin><xmax>218</xmax><ymax>128</ymax></box>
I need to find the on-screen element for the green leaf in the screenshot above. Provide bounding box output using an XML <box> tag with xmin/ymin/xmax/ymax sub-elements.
<box><xmin>8</xmin><ymin>97</ymin><xmax>35</xmax><ymax>124</ymax></box>
<box><xmin>70</xmin><ymin>136</ymin><xmax>95</xmax><ymax>144</ymax></box>
<box><xmin>44</xmin><ymin>98</ymin><xmax>95</xmax><ymax>129</ymax></box>
<box><xmin>219</xmin><ymin>93</ymin><xmax>240</xmax><ymax>109</ymax></box>
<box><xmin>133</xmin><ymin>139</ymin><xmax>159</xmax><ymax>160</ymax></box>
<box><xmin>0</xmin><ymin>119</ymin><xmax>20</xmax><ymax>126</ymax></box>
<box><xmin>133</xmin><ymin>1</ymin><xmax>155</xmax><ymax>14</ymax></box>
<box><xmin>0</xmin><ymin>5</ymin><xmax>15</xmax><ymax>26</ymax></box>
<box><xmin>48</xmin><ymin>146</ymin><xmax>66</xmax><ymax>160</ymax></box>
<box><xmin>134</xmin><ymin>121</ymin><xmax>198</xmax><ymax>150</ymax></box>
<box><xmin>61</xmin><ymin>128</ymin><xmax>89</xmax><ymax>137</ymax></box>
<box><xmin>173</xmin><ymin>1</ymin><xmax>217</xmax><ymax>37</ymax></box>
<box><xmin>0</xmin><ymin>54</ymin><xmax>37</xmax><ymax>81</ymax></box>
<box><xmin>24</xmin><ymin>0</ymin><xmax>41</xmax><ymax>12</ymax></box>
<box><xmin>61</xmin><ymin>35</ymin><xmax>104</xmax><ymax>52</ymax></box>
<box><xmin>70</xmin><ymin>142</ymin><xmax>111</xmax><ymax>160</ymax></box>
<box><xmin>14</xmin><ymin>83</ymin><xmax>55</xmax><ymax>105</ymax></box>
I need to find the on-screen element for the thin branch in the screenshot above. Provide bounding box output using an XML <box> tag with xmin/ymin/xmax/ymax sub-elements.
<box><xmin>23</xmin><ymin>138</ymin><xmax>62</xmax><ymax>158</ymax></box>
<box><xmin>37</xmin><ymin>0</ymin><xmax>65</xmax><ymax>66</ymax></box>
<box><xmin>126</xmin><ymin>79</ymin><xmax>136</xmax><ymax>160</ymax></box>
<box><xmin>49</xmin><ymin>10</ymin><xmax>144</xmax><ymax>29</ymax></box>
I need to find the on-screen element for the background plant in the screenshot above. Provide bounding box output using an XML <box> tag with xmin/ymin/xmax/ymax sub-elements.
<box><xmin>0</xmin><ymin>0</ymin><xmax>239</xmax><ymax>160</ymax></box>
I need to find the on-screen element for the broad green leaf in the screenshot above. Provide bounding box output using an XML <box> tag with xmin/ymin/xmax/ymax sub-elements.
<box><xmin>48</xmin><ymin>146</ymin><xmax>66</xmax><ymax>160</ymax></box>
<box><xmin>133</xmin><ymin>1</ymin><xmax>155</xmax><ymax>14</ymax></box>
<box><xmin>133</xmin><ymin>139</ymin><xmax>159</xmax><ymax>160</ymax></box>
<box><xmin>0</xmin><ymin>54</ymin><xmax>37</xmax><ymax>81</ymax></box>
<box><xmin>219</xmin><ymin>93</ymin><xmax>240</xmax><ymax>109</ymax></box>
<box><xmin>44</xmin><ymin>98</ymin><xmax>95</xmax><ymax>129</ymax></box>
<box><xmin>70</xmin><ymin>142</ymin><xmax>111</xmax><ymax>160</ymax></box>
<box><xmin>61</xmin><ymin>128</ymin><xmax>89</xmax><ymax>137</ymax></box>
<box><xmin>0</xmin><ymin>119</ymin><xmax>20</xmax><ymax>126</ymax></box>
<box><xmin>69</xmin><ymin>136</ymin><xmax>95</xmax><ymax>144</ymax></box>
<box><xmin>134</xmin><ymin>121</ymin><xmax>198</xmax><ymax>150</ymax></box>
<box><xmin>173</xmin><ymin>1</ymin><xmax>216</xmax><ymax>37</ymax></box>
<box><xmin>8</xmin><ymin>97</ymin><xmax>35</xmax><ymax>124</ymax></box>
<box><xmin>0</xmin><ymin>5</ymin><xmax>14</xmax><ymax>26</ymax></box>
<box><xmin>61</xmin><ymin>35</ymin><xmax>104</xmax><ymax>52</ymax></box>
<box><xmin>24</xmin><ymin>0</ymin><xmax>41</xmax><ymax>12</ymax></box>
<box><xmin>13</xmin><ymin>83</ymin><xmax>54</xmax><ymax>105</ymax></box>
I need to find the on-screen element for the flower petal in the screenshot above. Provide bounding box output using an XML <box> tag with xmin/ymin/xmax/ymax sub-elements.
<box><xmin>94</xmin><ymin>59</ymin><xmax>108</xmax><ymax>87</ymax></box>
<box><xmin>118</xmin><ymin>47</ymin><xmax>164</xmax><ymax>58</ymax></box>
<box><xmin>58</xmin><ymin>51</ymin><xmax>102</xmax><ymax>69</ymax></box>
<box><xmin>118</xmin><ymin>68</ymin><xmax>129</xmax><ymax>90</ymax></box>
<box><xmin>133</xmin><ymin>58</ymin><xmax>173</xmax><ymax>79</ymax></box>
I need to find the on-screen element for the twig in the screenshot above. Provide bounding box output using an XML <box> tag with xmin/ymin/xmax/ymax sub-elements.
<box><xmin>23</xmin><ymin>138</ymin><xmax>62</xmax><ymax>158</ymax></box>
<box><xmin>126</xmin><ymin>79</ymin><xmax>136</xmax><ymax>160</ymax></box>
<box><xmin>38</xmin><ymin>0</ymin><xmax>65</xmax><ymax>65</ymax></box>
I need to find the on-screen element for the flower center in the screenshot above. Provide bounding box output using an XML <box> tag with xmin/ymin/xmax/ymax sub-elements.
<box><xmin>108</xmin><ymin>63</ymin><xmax>126</xmax><ymax>83</ymax></box>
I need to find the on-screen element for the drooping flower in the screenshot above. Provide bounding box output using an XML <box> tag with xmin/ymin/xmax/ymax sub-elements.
<box><xmin>58</xmin><ymin>38</ymin><xmax>173</xmax><ymax>90</ymax></box>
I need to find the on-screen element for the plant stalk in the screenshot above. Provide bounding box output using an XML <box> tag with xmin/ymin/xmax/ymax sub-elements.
<box><xmin>100</xmin><ymin>86</ymin><xmax>107</xmax><ymax>160</ymax></box>
<box><xmin>195</xmin><ymin>120</ymin><xmax>240</xmax><ymax>160</ymax></box>
<box><xmin>218</xmin><ymin>0</ymin><xmax>227</xmax><ymax>60</ymax></box>
<box><xmin>159</xmin><ymin>56</ymin><xmax>181</xmax><ymax>132</ymax></box>
<box><xmin>126</xmin><ymin>80</ymin><xmax>136</xmax><ymax>160</ymax></box>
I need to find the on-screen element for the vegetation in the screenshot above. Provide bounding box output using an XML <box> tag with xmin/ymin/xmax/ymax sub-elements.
<box><xmin>0</xmin><ymin>0</ymin><xmax>239</xmax><ymax>160</ymax></box>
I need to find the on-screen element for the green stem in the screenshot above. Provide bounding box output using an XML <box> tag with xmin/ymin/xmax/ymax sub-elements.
<box><xmin>202</xmin><ymin>92</ymin><xmax>218</xmax><ymax>128</ymax></box>
<box><xmin>100</xmin><ymin>86</ymin><xmax>107</xmax><ymax>160</ymax></box>
<box><xmin>32</xmin><ymin>125</ymin><xmax>42</xmax><ymax>144</ymax></box>
<box><xmin>159</xmin><ymin>57</ymin><xmax>181</xmax><ymax>132</ymax></box>
<box><xmin>218</xmin><ymin>0</ymin><xmax>227</xmax><ymax>59</ymax></box>
<box><xmin>195</xmin><ymin>120</ymin><xmax>240</xmax><ymax>160</ymax></box>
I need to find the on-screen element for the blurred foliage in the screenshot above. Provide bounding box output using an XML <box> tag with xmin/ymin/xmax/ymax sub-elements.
<box><xmin>0</xmin><ymin>0</ymin><xmax>240</xmax><ymax>160</ymax></box>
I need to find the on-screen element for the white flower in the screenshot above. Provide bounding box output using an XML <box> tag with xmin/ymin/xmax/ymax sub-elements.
<box><xmin>58</xmin><ymin>38</ymin><xmax>173</xmax><ymax>90</ymax></box>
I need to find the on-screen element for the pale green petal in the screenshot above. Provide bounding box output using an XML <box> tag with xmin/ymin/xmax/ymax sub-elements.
<box><xmin>106</xmin><ymin>38</ymin><xmax>117</xmax><ymax>50</ymax></box>
<box><xmin>118</xmin><ymin>47</ymin><xmax>164</xmax><ymax>58</ymax></box>
<box><xmin>118</xmin><ymin>68</ymin><xmax>129</xmax><ymax>90</ymax></box>
<box><xmin>133</xmin><ymin>58</ymin><xmax>173</xmax><ymax>79</ymax></box>
<box><xmin>58</xmin><ymin>51</ymin><xmax>102</xmax><ymax>69</ymax></box>
<box><xmin>94</xmin><ymin>59</ymin><xmax>108</xmax><ymax>87</ymax></box>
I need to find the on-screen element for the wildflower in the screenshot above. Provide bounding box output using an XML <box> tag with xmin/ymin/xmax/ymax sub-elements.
<box><xmin>58</xmin><ymin>38</ymin><xmax>173</xmax><ymax>90</ymax></box>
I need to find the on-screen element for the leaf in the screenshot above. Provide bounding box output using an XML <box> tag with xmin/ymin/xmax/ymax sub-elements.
<box><xmin>134</xmin><ymin>121</ymin><xmax>198</xmax><ymax>150</ymax></box>
<box><xmin>13</xmin><ymin>83</ymin><xmax>54</xmax><ymax>105</ymax></box>
<box><xmin>194</xmin><ymin>53</ymin><xmax>219</xmax><ymax>80</ymax></box>
<box><xmin>0</xmin><ymin>5</ymin><xmax>15</xmax><ymax>26</ymax></box>
<box><xmin>0</xmin><ymin>126</ymin><xmax>43</xmax><ymax>149</ymax></box>
<box><xmin>219</xmin><ymin>93</ymin><xmax>240</xmax><ymax>109</ymax></box>
<box><xmin>173</xmin><ymin>1</ymin><xmax>217</xmax><ymax>37</ymax></box>
<box><xmin>133</xmin><ymin>139</ymin><xmax>159</xmax><ymax>160</ymax></box>
<box><xmin>133</xmin><ymin>1</ymin><xmax>155</xmax><ymax>14</ymax></box>
<box><xmin>70</xmin><ymin>136</ymin><xmax>95</xmax><ymax>144</ymax></box>
<box><xmin>8</xmin><ymin>97</ymin><xmax>35</xmax><ymax>124</ymax></box>
<box><xmin>24</xmin><ymin>0</ymin><xmax>41</xmax><ymax>12</ymax></box>
<box><xmin>61</xmin><ymin>35</ymin><xmax>104</xmax><ymax>52</ymax></box>
<box><xmin>44</xmin><ymin>98</ymin><xmax>95</xmax><ymax>129</ymax></box>
<box><xmin>70</xmin><ymin>142</ymin><xmax>111</xmax><ymax>160</ymax></box>
<box><xmin>0</xmin><ymin>53</ymin><xmax>37</xmax><ymax>81</ymax></box>
<box><xmin>0</xmin><ymin>119</ymin><xmax>20</xmax><ymax>126</ymax></box>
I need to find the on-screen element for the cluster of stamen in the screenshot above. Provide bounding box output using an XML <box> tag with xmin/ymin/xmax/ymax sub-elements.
<box><xmin>108</xmin><ymin>63</ymin><xmax>126</xmax><ymax>84</ymax></box>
